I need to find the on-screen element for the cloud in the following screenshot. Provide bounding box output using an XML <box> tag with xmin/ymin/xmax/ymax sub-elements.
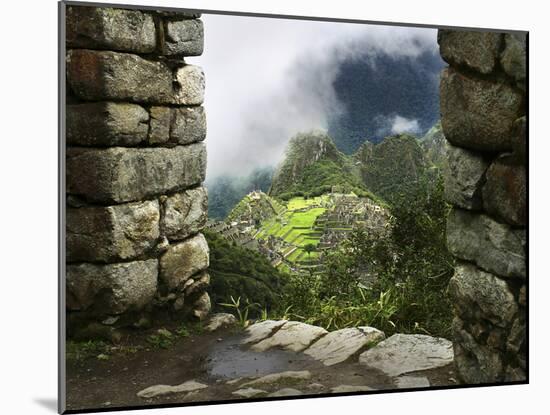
<box><xmin>187</xmin><ymin>14</ymin><xmax>438</xmax><ymax>178</ymax></box>
<box><xmin>391</xmin><ymin>115</ymin><xmax>421</xmax><ymax>134</ymax></box>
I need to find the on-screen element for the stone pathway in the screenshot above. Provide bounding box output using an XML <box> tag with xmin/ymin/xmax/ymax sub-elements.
<box><xmin>135</xmin><ymin>316</ymin><xmax>456</xmax><ymax>402</ymax></box>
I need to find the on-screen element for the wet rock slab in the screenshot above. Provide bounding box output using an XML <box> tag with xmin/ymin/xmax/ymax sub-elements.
<box><xmin>359</xmin><ymin>334</ymin><xmax>453</xmax><ymax>377</ymax></box>
<box><xmin>395</xmin><ymin>376</ymin><xmax>431</xmax><ymax>389</ymax></box>
<box><xmin>231</xmin><ymin>387</ymin><xmax>267</xmax><ymax>398</ymax></box>
<box><xmin>250</xmin><ymin>321</ymin><xmax>328</xmax><ymax>352</ymax></box>
<box><xmin>240</xmin><ymin>370</ymin><xmax>311</xmax><ymax>387</ymax></box>
<box><xmin>303</xmin><ymin>326</ymin><xmax>385</xmax><ymax>366</ymax></box>
<box><xmin>241</xmin><ymin>320</ymin><xmax>288</xmax><ymax>345</ymax></box>
<box><xmin>267</xmin><ymin>388</ymin><xmax>303</xmax><ymax>397</ymax></box>
<box><xmin>137</xmin><ymin>380</ymin><xmax>207</xmax><ymax>398</ymax></box>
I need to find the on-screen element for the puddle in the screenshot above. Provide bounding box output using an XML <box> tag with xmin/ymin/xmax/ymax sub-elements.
<box><xmin>205</xmin><ymin>334</ymin><xmax>320</xmax><ymax>379</ymax></box>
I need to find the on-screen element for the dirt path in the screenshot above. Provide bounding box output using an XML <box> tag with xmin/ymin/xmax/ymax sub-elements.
<box><xmin>66</xmin><ymin>323</ymin><xmax>457</xmax><ymax>412</ymax></box>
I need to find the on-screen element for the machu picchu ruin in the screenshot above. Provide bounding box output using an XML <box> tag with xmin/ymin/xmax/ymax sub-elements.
<box><xmin>207</xmin><ymin>189</ymin><xmax>390</xmax><ymax>275</ymax></box>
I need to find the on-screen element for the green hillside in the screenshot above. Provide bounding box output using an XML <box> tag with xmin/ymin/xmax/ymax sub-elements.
<box><xmin>419</xmin><ymin>121</ymin><xmax>448</xmax><ymax>169</ymax></box>
<box><xmin>269</xmin><ymin>130</ymin><xmax>377</xmax><ymax>201</ymax></box>
<box><xmin>204</xmin><ymin>230</ymin><xmax>287</xmax><ymax>312</ymax></box>
<box><xmin>354</xmin><ymin>133</ymin><xmax>428</xmax><ymax>203</ymax></box>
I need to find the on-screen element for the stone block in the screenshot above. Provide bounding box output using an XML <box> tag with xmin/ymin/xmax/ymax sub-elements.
<box><xmin>447</xmin><ymin>208</ymin><xmax>526</xmax><ymax>278</ymax></box>
<box><xmin>171</xmin><ymin>107</ymin><xmax>207</xmax><ymax>144</ymax></box>
<box><xmin>444</xmin><ymin>143</ymin><xmax>489</xmax><ymax>209</ymax></box>
<box><xmin>452</xmin><ymin>317</ymin><xmax>504</xmax><ymax>383</ymax></box>
<box><xmin>67</xmin><ymin>50</ymin><xmax>205</xmax><ymax>105</ymax></box>
<box><xmin>67</xmin><ymin>102</ymin><xmax>149</xmax><ymax>146</ymax></box>
<box><xmin>192</xmin><ymin>291</ymin><xmax>211</xmax><ymax>320</ymax></box>
<box><xmin>482</xmin><ymin>155</ymin><xmax>527</xmax><ymax>227</ymax></box>
<box><xmin>159</xmin><ymin>233</ymin><xmax>209</xmax><ymax>290</ymax></box>
<box><xmin>147</xmin><ymin>106</ymin><xmax>206</xmax><ymax>145</ymax></box>
<box><xmin>148</xmin><ymin>107</ymin><xmax>171</xmax><ymax>144</ymax></box>
<box><xmin>440</xmin><ymin>67</ymin><xmax>524</xmax><ymax>152</ymax></box>
<box><xmin>501</xmin><ymin>33</ymin><xmax>527</xmax><ymax>82</ymax></box>
<box><xmin>67</xmin><ymin>143</ymin><xmax>206</xmax><ymax>204</ymax></box>
<box><xmin>174</xmin><ymin>65</ymin><xmax>205</xmax><ymax>105</ymax></box>
<box><xmin>67</xmin><ymin>200</ymin><xmax>159</xmax><ymax>262</ymax></box>
<box><xmin>161</xmin><ymin>187</ymin><xmax>208</xmax><ymax>241</ymax></box>
<box><xmin>438</xmin><ymin>30</ymin><xmax>502</xmax><ymax>74</ymax></box>
<box><xmin>163</xmin><ymin>19</ymin><xmax>204</xmax><ymax>56</ymax></box>
<box><xmin>184</xmin><ymin>271</ymin><xmax>210</xmax><ymax>297</ymax></box>
<box><xmin>448</xmin><ymin>263</ymin><xmax>518</xmax><ymax>327</ymax></box>
<box><xmin>66</xmin><ymin>259</ymin><xmax>158</xmax><ymax>314</ymax></box>
<box><xmin>67</xmin><ymin>6</ymin><xmax>156</xmax><ymax>53</ymax></box>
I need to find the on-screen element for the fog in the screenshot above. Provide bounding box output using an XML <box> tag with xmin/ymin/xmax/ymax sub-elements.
<box><xmin>188</xmin><ymin>14</ymin><xmax>439</xmax><ymax>179</ymax></box>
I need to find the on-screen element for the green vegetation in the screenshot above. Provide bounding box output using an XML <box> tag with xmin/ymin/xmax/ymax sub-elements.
<box><xmin>66</xmin><ymin>340</ymin><xmax>142</xmax><ymax>362</ymax></box>
<box><xmin>276</xmin><ymin>176</ymin><xmax>454</xmax><ymax>337</ymax></box>
<box><xmin>219</xmin><ymin>296</ymin><xmax>258</xmax><ymax>328</ymax></box>
<box><xmin>205</xmin><ymin>230</ymin><xmax>287</xmax><ymax>314</ymax></box>
<box><xmin>227</xmin><ymin>191</ymin><xmax>286</xmax><ymax>224</ymax></box>
<box><xmin>207</xmin><ymin>166</ymin><xmax>274</xmax><ymax>219</ymax></box>
<box><xmin>419</xmin><ymin>121</ymin><xmax>447</xmax><ymax>169</ymax></box>
<box><xmin>208</xmin><ymin>125</ymin><xmax>453</xmax><ymax>337</ymax></box>
<box><xmin>275</xmin><ymin>159</ymin><xmax>374</xmax><ymax>201</ymax></box>
<box><xmin>269</xmin><ymin>131</ymin><xmax>380</xmax><ymax>201</ymax></box>
<box><xmin>254</xmin><ymin>196</ymin><xmax>327</xmax><ymax>265</ymax></box>
<box><xmin>354</xmin><ymin>134</ymin><xmax>428</xmax><ymax>204</ymax></box>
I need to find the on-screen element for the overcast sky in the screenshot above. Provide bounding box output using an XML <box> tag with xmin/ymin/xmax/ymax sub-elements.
<box><xmin>187</xmin><ymin>14</ymin><xmax>439</xmax><ymax>179</ymax></box>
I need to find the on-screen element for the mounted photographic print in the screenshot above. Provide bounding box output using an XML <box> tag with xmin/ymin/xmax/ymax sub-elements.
<box><xmin>59</xmin><ymin>1</ymin><xmax>528</xmax><ymax>413</ymax></box>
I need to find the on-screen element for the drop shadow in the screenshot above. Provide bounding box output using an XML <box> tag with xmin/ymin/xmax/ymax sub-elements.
<box><xmin>34</xmin><ymin>398</ymin><xmax>57</xmax><ymax>413</ymax></box>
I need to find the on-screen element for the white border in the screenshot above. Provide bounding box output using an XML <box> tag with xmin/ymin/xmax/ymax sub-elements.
<box><xmin>1</xmin><ymin>1</ymin><xmax>546</xmax><ymax>414</ymax></box>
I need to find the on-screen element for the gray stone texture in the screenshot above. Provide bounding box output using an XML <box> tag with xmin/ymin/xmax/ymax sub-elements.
<box><xmin>66</xmin><ymin>6</ymin><xmax>156</xmax><ymax>53</ymax></box>
<box><xmin>163</xmin><ymin>19</ymin><xmax>204</xmax><ymax>56</ymax></box>
<box><xmin>159</xmin><ymin>233</ymin><xmax>209</xmax><ymax>290</ymax></box>
<box><xmin>482</xmin><ymin>155</ymin><xmax>527</xmax><ymax>227</ymax></box>
<box><xmin>174</xmin><ymin>65</ymin><xmax>205</xmax><ymax>105</ymax></box>
<box><xmin>67</xmin><ymin>200</ymin><xmax>160</xmax><ymax>263</ymax></box>
<box><xmin>67</xmin><ymin>50</ymin><xmax>205</xmax><ymax>105</ymax></box>
<box><xmin>438</xmin><ymin>30</ymin><xmax>502</xmax><ymax>74</ymax></box>
<box><xmin>452</xmin><ymin>317</ymin><xmax>505</xmax><ymax>383</ymax></box>
<box><xmin>440</xmin><ymin>67</ymin><xmax>523</xmax><ymax>152</ymax></box>
<box><xmin>148</xmin><ymin>106</ymin><xmax>172</xmax><ymax>145</ymax></box>
<box><xmin>148</xmin><ymin>106</ymin><xmax>207</xmax><ymax>145</ymax></box>
<box><xmin>192</xmin><ymin>291</ymin><xmax>211</xmax><ymax>320</ymax></box>
<box><xmin>66</xmin><ymin>143</ymin><xmax>206</xmax><ymax>204</ymax></box>
<box><xmin>66</xmin><ymin>259</ymin><xmax>158</xmax><ymax>314</ymax></box>
<box><xmin>65</xmin><ymin>10</ymin><xmax>209</xmax><ymax>329</ymax></box>
<box><xmin>501</xmin><ymin>33</ymin><xmax>527</xmax><ymax>82</ymax></box>
<box><xmin>444</xmin><ymin>143</ymin><xmax>489</xmax><ymax>209</ymax></box>
<box><xmin>303</xmin><ymin>326</ymin><xmax>385</xmax><ymax>366</ymax></box>
<box><xmin>250</xmin><ymin>321</ymin><xmax>328</xmax><ymax>353</ymax></box>
<box><xmin>172</xmin><ymin>107</ymin><xmax>207</xmax><ymax>144</ymax></box>
<box><xmin>359</xmin><ymin>334</ymin><xmax>454</xmax><ymax>377</ymax></box>
<box><xmin>161</xmin><ymin>187</ymin><xmax>208</xmax><ymax>241</ymax></box>
<box><xmin>439</xmin><ymin>28</ymin><xmax>526</xmax><ymax>386</ymax></box>
<box><xmin>447</xmin><ymin>208</ymin><xmax>526</xmax><ymax>278</ymax></box>
<box><xmin>448</xmin><ymin>263</ymin><xmax>518</xmax><ymax>328</ymax></box>
<box><xmin>67</xmin><ymin>102</ymin><xmax>149</xmax><ymax>147</ymax></box>
<box><xmin>184</xmin><ymin>272</ymin><xmax>210</xmax><ymax>297</ymax></box>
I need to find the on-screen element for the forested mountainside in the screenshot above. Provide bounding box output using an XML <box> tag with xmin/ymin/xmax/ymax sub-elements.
<box><xmin>208</xmin><ymin>125</ymin><xmax>446</xmax><ymax>222</ymax></box>
<box><xmin>268</xmin><ymin>130</ymin><xmax>370</xmax><ymax>200</ymax></box>
<box><xmin>206</xmin><ymin>166</ymin><xmax>274</xmax><ymax>219</ymax></box>
<box><xmin>354</xmin><ymin>133</ymin><xmax>428</xmax><ymax>203</ymax></box>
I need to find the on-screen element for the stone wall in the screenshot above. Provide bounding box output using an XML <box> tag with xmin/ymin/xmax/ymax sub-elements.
<box><xmin>65</xmin><ymin>5</ymin><xmax>211</xmax><ymax>338</ymax></box>
<box><xmin>438</xmin><ymin>30</ymin><xmax>527</xmax><ymax>383</ymax></box>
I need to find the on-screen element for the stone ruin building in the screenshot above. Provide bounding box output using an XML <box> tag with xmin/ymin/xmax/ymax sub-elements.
<box><xmin>64</xmin><ymin>5</ymin><xmax>210</xmax><ymax>339</ymax></box>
